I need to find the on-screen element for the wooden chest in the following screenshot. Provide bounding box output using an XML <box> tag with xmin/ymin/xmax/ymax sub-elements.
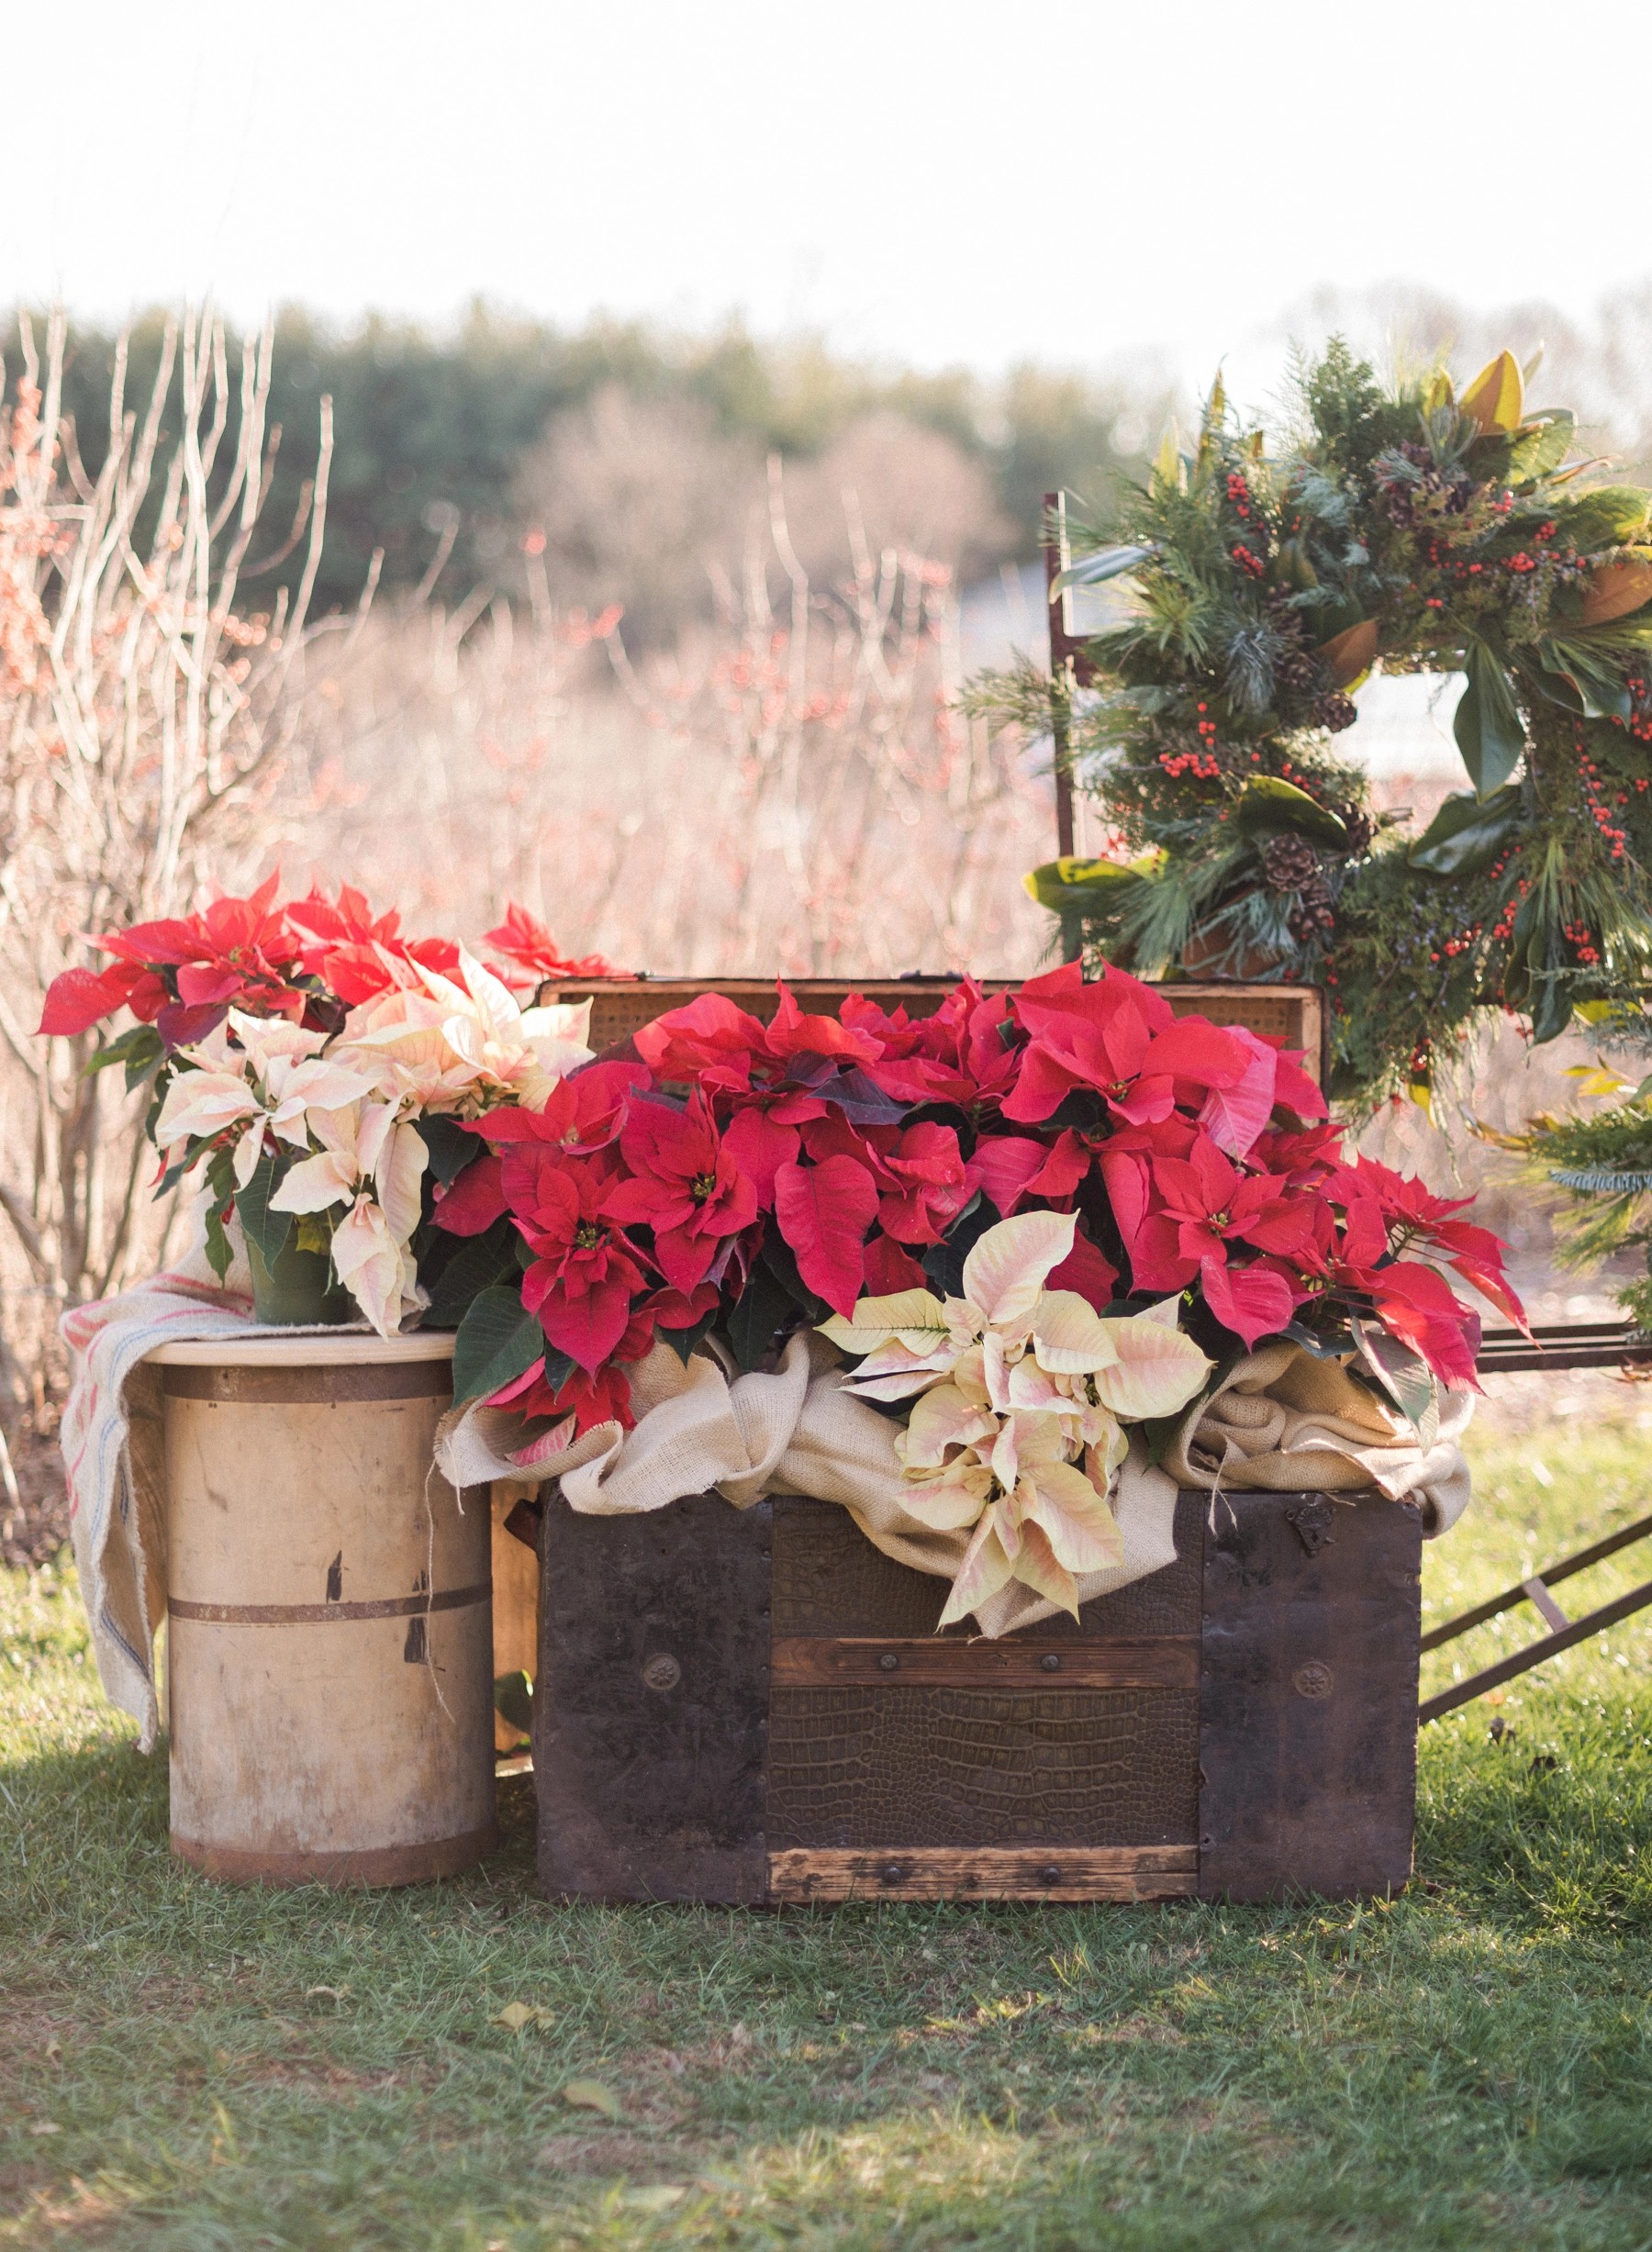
<box><xmin>532</xmin><ymin>1485</ymin><xmax>1423</xmax><ymax>1906</ymax></box>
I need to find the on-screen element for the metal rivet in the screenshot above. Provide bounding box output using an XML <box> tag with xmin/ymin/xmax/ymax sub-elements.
<box><xmin>877</xmin><ymin>1652</ymin><xmax>899</xmax><ymax>1672</ymax></box>
<box><xmin>1040</xmin><ymin>1652</ymin><xmax>1061</xmax><ymax>1672</ymax></box>
<box><xmin>642</xmin><ymin>1653</ymin><xmax>682</xmax><ymax>1693</ymax></box>
<box><xmin>1292</xmin><ymin>1660</ymin><xmax>1334</xmax><ymax>1700</ymax></box>
<box><xmin>881</xmin><ymin>1862</ymin><xmax>905</xmax><ymax>1886</ymax></box>
<box><xmin>1040</xmin><ymin>1864</ymin><xmax>1063</xmax><ymax>1886</ymax></box>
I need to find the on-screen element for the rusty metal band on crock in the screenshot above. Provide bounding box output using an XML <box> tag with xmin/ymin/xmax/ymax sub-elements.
<box><xmin>159</xmin><ymin>1362</ymin><xmax>453</xmax><ymax>1404</ymax></box>
<box><xmin>170</xmin><ymin>1823</ymin><xmax>499</xmax><ymax>1887</ymax></box>
<box><xmin>167</xmin><ymin>1581</ymin><xmax>491</xmax><ymax>1625</ymax></box>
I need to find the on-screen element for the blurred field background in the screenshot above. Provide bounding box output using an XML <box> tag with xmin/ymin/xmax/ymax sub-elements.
<box><xmin>5</xmin><ymin>281</ymin><xmax>1652</xmax><ymax>1561</ymax></box>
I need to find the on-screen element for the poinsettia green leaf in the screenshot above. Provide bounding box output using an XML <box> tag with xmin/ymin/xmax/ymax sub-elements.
<box><xmin>233</xmin><ymin>1152</ymin><xmax>294</xmax><ymax>1270</ymax></box>
<box><xmin>1233</xmin><ymin>775</ymin><xmax>1350</xmax><ymax>847</ymax></box>
<box><xmin>452</xmin><ymin>1284</ymin><xmax>544</xmax><ymax>1406</ymax></box>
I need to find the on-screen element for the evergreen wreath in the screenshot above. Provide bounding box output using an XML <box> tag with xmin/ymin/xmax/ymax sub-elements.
<box><xmin>969</xmin><ymin>341</ymin><xmax>1652</xmax><ymax>1108</ymax></box>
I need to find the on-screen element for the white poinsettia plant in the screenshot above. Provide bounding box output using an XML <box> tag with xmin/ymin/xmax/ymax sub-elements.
<box><xmin>820</xmin><ymin>1210</ymin><xmax>1212</xmax><ymax>1626</ymax></box>
<box><xmin>151</xmin><ymin>960</ymin><xmax>592</xmax><ymax>1336</ymax></box>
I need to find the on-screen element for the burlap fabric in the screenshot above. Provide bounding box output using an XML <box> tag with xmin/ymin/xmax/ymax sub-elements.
<box><xmin>437</xmin><ymin>1332</ymin><xmax>1473</xmax><ymax>1636</ymax></box>
<box><xmin>1163</xmin><ymin>1339</ymin><xmax>1472</xmax><ymax>1533</ymax></box>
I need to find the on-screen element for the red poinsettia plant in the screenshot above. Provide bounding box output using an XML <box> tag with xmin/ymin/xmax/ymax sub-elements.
<box><xmin>439</xmin><ymin>961</ymin><xmax>1524</xmax><ymax>1456</ymax></box>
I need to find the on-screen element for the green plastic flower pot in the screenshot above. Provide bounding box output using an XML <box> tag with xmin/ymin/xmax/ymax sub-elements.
<box><xmin>246</xmin><ymin>1235</ymin><xmax>352</xmax><ymax>1326</ymax></box>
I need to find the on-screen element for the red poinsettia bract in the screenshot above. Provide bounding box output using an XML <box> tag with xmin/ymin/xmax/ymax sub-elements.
<box><xmin>38</xmin><ymin>872</ymin><xmax>309</xmax><ymax>1047</ymax></box>
<box><xmin>482</xmin><ymin>901</ymin><xmax>626</xmax><ymax>987</ymax></box>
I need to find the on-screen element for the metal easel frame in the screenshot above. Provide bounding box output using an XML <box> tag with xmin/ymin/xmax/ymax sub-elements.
<box><xmin>1420</xmin><ymin>1324</ymin><xmax>1652</xmax><ymax>1723</ymax></box>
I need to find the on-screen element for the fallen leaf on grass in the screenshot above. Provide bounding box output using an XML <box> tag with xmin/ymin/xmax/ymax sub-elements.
<box><xmin>305</xmin><ymin>1986</ymin><xmax>351</xmax><ymax>2003</ymax></box>
<box><xmin>29</xmin><ymin>2123</ymin><xmax>62</xmax><ymax>2136</ymax></box>
<box><xmin>621</xmin><ymin>2185</ymin><xmax>686</xmax><ymax>2212</ymax></box>
<box><xmin>561</xmin><ymin>2078</ymin><xmax>622</xmax><ymax>2120</ymax></box>
<box><xmin>495</xmin><ymin>2001</ymin><xmax>557</xmax><ymax>2033</ymax></box>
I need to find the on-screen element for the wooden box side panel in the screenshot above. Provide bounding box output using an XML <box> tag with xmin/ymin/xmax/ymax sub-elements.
<box><xmin>534</xmin><ymin>1491</ymin><xmax>772</xmax><ymax>1903</ymax></box>
<box><xmin>1197</xmin><ymin>1490</ymin><xmax>1423</xmax><ymax>1903</ymax></box>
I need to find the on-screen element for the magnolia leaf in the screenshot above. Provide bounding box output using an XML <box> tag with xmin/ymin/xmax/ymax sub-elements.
<box><xmin>1233</xmin><ymin>776</ymin><xmax>1350</xmax><ymax>848</ymax></box>
<box><xmin>1318</xmin><ymin>618</ymin><xmax>1379</xmax><ymax>688</ymax></box>
<box><xmin>561</xmin><ymin>2078</ymin><xmax>622</xmax><ymax>2121</ymax></box>
<box><xmin>1152</xmin><ymin>422</ymin><xmax>1182</xmax><ymax>493</ymax></box>
<box><xmin>1454</xmin><ymin>641</ymin><xmax>1525</xmax><ymax>798</ymax></box>
<box><xmin>1022</xmin><ymin>854</ymin><xmax>1156</xmax><ymax>918</ymax></box>
<box><xmin>1459</xmin><ymin>350</ymin><xmax>1524</xmax><ymax>437</ymax></box>
<box><xmin>1578</xmin><ymin>557</ymin><xmax>1652</xmax><ymax>628</ymax></box>
<box><xmin>1508</xmin><ymin>410</ymin><xmax>1574</xmax><ymax>484</ymax></box>
<box><xmin>1050</xmin><ymin>543</ymin><xmax>1156</xmax><ymax>598</ymax></box>
<box><xmin>1407</xmin><ymin>785</ymin><xmax>1524</xmax><ymax>875</ymax></box>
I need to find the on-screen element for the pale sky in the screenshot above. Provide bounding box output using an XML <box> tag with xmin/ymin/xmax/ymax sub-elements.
<box><xmin>7</xmin><ymin>0</ymin><xmax>1651</xmax><ymax>392</ymax></box>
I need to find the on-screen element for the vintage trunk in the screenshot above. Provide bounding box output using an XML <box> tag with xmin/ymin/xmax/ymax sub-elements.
<box><xmin>155</xmin><ymin>1333</ymin><xmax>497</xmax><ymax>1886</ymax></box>
<box><xmin>554</xmin><ymin>976</ymin><xmax>1326</xmax><ymax>1087</ymax></box>
<box><xmin>533</xmin><ymin>1484</ymin><xmax>1423</xmax><ymax>1906</ymax></box>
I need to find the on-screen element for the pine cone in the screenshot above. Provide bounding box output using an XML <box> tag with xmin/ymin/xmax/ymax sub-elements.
<box><xmin>1289</xmin><ymin>877</ymin><xmax>1336</xmax><ymax>943</ymax></box>
<box><xmin>1313</xmin><ymin>691</ymin><xmax>1358</xmax><ymax>732</ymax></box>
<box><xmin>1265</xmin><ymin>593</ymin><xmax>1318</xmax><ymax>695</ymax></box>
<box><xmin>1330</xmin><ymin>802</ymin><xmax>1374</xmax><ymax>856</ymax></box>
<box><xmin>1260</xmin><ymin>832</ymin><xmax>1320</xmax><ymax>893</ymax></box>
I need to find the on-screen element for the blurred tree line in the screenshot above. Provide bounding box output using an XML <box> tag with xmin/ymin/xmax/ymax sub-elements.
<box><xmin>9</xmin><ymin>304</ymin><xmax>1169</xmax><ymax>631</ymax></box>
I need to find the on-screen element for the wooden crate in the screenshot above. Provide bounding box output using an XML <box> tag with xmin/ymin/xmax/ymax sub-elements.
<box><xmin>553</xmin><ymin>978</ymin><xmax>1327</xmax><ymax>1087</ymax></box>
<box><xmin>532</xmin><ymin>1486</ymin><xmax>1423</xmax><ymax>1905</ymax></box>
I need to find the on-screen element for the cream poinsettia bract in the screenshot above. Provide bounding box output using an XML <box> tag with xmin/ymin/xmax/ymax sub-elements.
<box><xmin>819</xmin><ymin>1210</ymin><xmax>1211</xmax><ymax>1626</ymax></box>
<box><xmin>153</xmin><ymin>1011</ymin><xmax>387</xmax><ymax>1190</ymax></box>
<box><xmin>268</xmin><ymin>1097</ymin><xmax>430</xmax><ymax>1338</ymax></box>
<box><xmin>330</xmin><ymin>948</ymin><xmax>593</xmax><ymax>1116</ymax></box>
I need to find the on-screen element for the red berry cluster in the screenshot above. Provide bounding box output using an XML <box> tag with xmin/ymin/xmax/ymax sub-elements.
<box><xmin>1159</xmin><ymin>750</ymin><xmax>1222</xmax><ymax>779</ymax></box>
<box><xmin>1225</xmin><ymin>472</ymin><xmax>1254</xmax><ymax>521</ymax></box>
<box><xmin>1578</xmin><ymin>739</ymin><xmax>1629</xmax><ymax>860</ymax></box>
<box><xmin>1194</xmin><ymin>700</ymin><xmax>1219</xmax><ymax>747</ymax></box>
<box><xmin>1231</xmin><ymin>544</ymin><xmax>1266</xmax><ymax>580</ymax></box>
<box><xmin>1490</xmin><ymin>878</ymin><xmax>1532</xmax><ymax>945</ymax></box>
<box><xmin>1430</xmin><ymin>925</ymin><xmax>1483</xmax><ymax>963</ymax></box>
<box><xmin>1563</xmin><ymin>921</ymin><xmax>1602</xmax><ymax>968</ymax></box>
<box><xmin>1610</xmin><ymin>674</ymin><xmax>1652</xmax><ymax>747</ymax></box>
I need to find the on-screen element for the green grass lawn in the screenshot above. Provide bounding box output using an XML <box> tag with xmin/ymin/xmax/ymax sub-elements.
<box><xmin>3</xmin><ymin>1410</ymin><xmax>1650</xmax><ymax>2251</ymax></box>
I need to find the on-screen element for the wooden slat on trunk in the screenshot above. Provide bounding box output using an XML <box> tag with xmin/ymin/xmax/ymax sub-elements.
<box><xmin>1197</xmin><ymin>1490</ymin><xmax>1423</xmax><ymax>1901</ymax></box>
<box><xmin>534</xmin><ymin>1489</ymin><xmax>772</xmax><ymax>1902</ymax></box>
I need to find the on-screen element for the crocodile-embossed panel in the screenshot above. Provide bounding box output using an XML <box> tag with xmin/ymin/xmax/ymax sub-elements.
<box><xmin>766</xmin><ymin>1682</ymin><xmax>1199</xmax><ymax>1847</ymax></box>
<box><xmin>771</xmin><ymin>1491</ymin><xmax>1204</xmax><ymax>1639</ymax></box>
